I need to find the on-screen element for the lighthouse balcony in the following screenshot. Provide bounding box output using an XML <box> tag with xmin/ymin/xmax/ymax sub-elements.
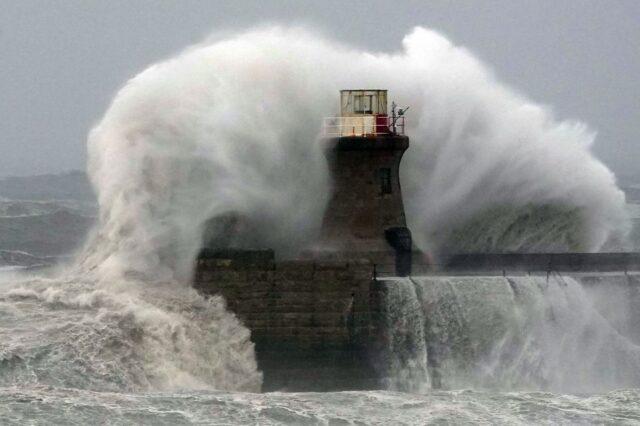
<box><xmin>323</xmin><ymin>115</ymin><xmax>405</xmax><ymax>138</ymax></box>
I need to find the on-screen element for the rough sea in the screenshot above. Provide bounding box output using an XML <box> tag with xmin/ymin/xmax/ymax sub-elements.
<box><xmin>1</xmin><ymin>24</ymin><xmax>637</xmax><ymax>425</ymax></box>
<box><xmin>3</xmin><ymin>267</ymin><xmax>640</xmax><ymax>425</ymax></box>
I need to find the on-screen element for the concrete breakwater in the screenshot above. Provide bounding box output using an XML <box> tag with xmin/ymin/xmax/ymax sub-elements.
<box><xmin>441</xmin><ymin>252</ymin><xmax>640</xmax><ymax>273</ymax></box>
<box><xmin>370</xmin><ymin>252</ymin><xmax>640</xmax><ymax>276</ymax></box>
<box><xmin>194</xmin><ymin>249</ymin><xmax>640</xmax><ymax>392</ymax></box>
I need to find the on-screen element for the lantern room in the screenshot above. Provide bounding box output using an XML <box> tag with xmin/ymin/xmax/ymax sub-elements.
<box><xmin>340</xmin><ymin>90</ymin><xmax>387</xmax><ymax>116</ymax></box>
<box><xmin>324</xmin><ymin>89</ymin><xmax>405</xmax><ymax>137</ymax></box>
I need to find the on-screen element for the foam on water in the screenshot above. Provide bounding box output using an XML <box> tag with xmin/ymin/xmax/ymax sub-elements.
<box><xmin>1</xmin><ymin>387</ymin><xmax>640</xmax><ymax>425</ymax></box>
<box><xmin>0</xmin><ymin>275</ymin><xmax>261</xmax><ymax>392</ymax></box>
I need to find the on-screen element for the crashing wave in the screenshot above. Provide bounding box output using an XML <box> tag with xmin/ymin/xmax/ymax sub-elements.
<box><xmin>0</xmin><ymin>26</ymin><xmax>630</xmax><ymax>394</ymax></box>
<box><xmin>435</xmin><ymin>203</ymin><xmax>586</xmax><ymax>253</ymax></box>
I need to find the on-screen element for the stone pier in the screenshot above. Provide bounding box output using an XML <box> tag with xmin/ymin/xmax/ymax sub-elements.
<box><xmin>193</xmin><ymin>249</ymin><xmax>386</xmax><ymax>391</ymax></box>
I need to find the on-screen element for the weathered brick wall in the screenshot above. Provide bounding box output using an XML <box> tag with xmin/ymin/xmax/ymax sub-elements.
<box><xmin>194</xmin><ymin>253</ymin><xmax>385</xmax><ymax>391</ymax></box>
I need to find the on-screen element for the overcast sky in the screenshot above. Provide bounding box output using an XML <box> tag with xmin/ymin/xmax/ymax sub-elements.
<box><xmin>1</xmin><ymin>0</ymin><xmax>638</xmax><ymax>178</ymax></box>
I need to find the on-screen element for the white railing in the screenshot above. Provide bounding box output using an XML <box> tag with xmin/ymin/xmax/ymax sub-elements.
<box><xmin>323</xmin><ymin>116</ymin><xmax>405</xmax><ymax>137</ymax></box>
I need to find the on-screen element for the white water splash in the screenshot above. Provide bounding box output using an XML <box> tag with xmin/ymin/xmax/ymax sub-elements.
<box><xmin>0</xmin><ymin>274</ymin><xmax>261</xmax><ymax>392</ymax></box>
<box><xmin>386</xmin><ymin>274</ymin><xmax>640</xmax><ymax>393</ymax></box>
<box><xmin>379</xmin><ymin>278</ymin><xmax>430</xmax><ymax>392</ymax></box>
<box><xmin>86</xmin><ymin>26</ymin><xmax>627</xmax><ymax>269</ymax></box>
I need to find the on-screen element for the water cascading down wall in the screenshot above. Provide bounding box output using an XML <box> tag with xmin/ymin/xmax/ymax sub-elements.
<box><xmin>379</xmin><ymin>272</ymin><xmax>640</xmax><ymax>393</ymax></box>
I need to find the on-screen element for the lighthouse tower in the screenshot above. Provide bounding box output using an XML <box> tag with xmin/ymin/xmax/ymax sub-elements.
<box><xmin>320</xmin><ymin>90</ymin><xmax>412</xmax><ymax>273</ymax></box>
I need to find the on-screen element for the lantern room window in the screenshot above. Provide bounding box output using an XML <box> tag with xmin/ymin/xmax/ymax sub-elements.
<box><xmin>354</xmin><ymin>94</ymin><xmax>373</xmax><ymax>114</ymax></box>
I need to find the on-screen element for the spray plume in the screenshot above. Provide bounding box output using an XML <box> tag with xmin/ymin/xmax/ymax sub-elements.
<box><xmin>85</xmin><ymin>26</ymin><xmax>627</xmax><ymax>277</ymax></box>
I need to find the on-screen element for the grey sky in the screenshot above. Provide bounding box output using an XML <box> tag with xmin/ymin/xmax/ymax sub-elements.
<box><xmin>1</xmin><ymin>0</ymin><xmax>638</xmax><ymax>178</ymax></box>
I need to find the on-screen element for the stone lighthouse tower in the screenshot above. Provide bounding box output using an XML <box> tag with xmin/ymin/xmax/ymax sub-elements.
<box><xmin>320</xmin><ymin>90</ymin><xmax>412</xmax><ymax>273</ymax></box>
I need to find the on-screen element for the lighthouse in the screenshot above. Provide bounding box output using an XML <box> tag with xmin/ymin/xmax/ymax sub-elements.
<box><xmin>319</xmin><ymin>90</ymin><xmax>412</xmax><ymax>274</ymax></box>
<box><xmin>196</xmin><ymin>91</ymin><xmax>415</xmax><ymax>391</ymax></box>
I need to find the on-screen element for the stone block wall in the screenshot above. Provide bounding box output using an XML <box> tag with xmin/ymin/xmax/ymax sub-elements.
<box><xmin>193</xmin><ymin>251</ymin><xmax>385</xmax><ymax>391</ymax></box>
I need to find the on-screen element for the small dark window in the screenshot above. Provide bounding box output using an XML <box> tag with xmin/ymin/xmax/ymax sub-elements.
<box><xmin>378</xmin><ymin>168</ymin><xmax>392</xmax><ymax>194</ymax></box>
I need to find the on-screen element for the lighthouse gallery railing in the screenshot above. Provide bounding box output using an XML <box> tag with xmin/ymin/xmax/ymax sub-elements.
<box><xmin>323</xmin><ymin>115</ymin><xmax>405</xmax><ymax>137</ymax></box>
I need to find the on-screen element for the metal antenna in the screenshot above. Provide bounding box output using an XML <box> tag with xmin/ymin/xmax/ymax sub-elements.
<box><xmin>391</xmin><ymin>101</ymin><xmax>397</xmax><ymax>134</ymax></box>
<box><xmin>391</xmin><ymin>102</ymin><xmax>409</xmax><ymax>134</ymax></box>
